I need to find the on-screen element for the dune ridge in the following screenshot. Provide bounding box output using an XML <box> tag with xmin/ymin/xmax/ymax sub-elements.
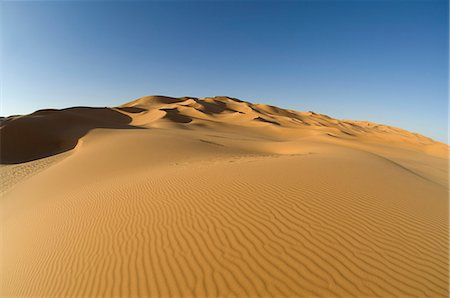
<box><xmin>1</xmin><ymin>95</ymin><xmax>448</xmax><ymax>297</ymax></box>
<box><xmin>1</xmin><ymin>95</ymin><xmax>447</xmax><ymax>164</ymax></box>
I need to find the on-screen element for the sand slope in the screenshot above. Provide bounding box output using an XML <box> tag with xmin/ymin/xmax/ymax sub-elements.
<box><xmin>1</xmin><ymin>96</ymin><xmax>448</xmax><ymax>296</ymax></box>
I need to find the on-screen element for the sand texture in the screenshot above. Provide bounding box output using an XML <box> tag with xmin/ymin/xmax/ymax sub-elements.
<box><xmin>1</xmin><ymin>96</ymin><xmax>448</xmax><ymax>297</ymax></box>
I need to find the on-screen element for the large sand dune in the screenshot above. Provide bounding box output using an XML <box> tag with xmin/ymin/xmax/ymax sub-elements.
<box><xmin>1</xmin><ymin>96</ymin><xmax>448</xmax><ymax>296</ymax></box>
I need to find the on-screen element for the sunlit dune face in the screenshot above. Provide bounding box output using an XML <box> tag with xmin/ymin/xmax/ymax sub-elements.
<box><xmin>1</xmin><ymin>96</ymin><xmax>448</xmax><ymax>297</ymax></box>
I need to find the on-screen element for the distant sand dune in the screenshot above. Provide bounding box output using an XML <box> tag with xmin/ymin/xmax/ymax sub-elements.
<box><xmin>1</xmin><ymin>96</ymin><xmax>448</xmax><ymax>296</ymax></box>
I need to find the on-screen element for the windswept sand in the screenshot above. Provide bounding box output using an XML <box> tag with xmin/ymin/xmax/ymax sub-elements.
<box><xmin>1</xmin><ymin>96</ymin><xmax>448</xmax><ymax>297</ymax></box>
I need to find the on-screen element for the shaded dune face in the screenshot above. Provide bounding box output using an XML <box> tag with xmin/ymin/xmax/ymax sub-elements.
<box><xmin>0</xmin><ymin>107</ymin><xmax>138</xmax><ymax>164</ymax></box>
<box><xmin>160</xmin><ymin>108</ymin><xmax>193</xmax><ymax>123</ymax></box>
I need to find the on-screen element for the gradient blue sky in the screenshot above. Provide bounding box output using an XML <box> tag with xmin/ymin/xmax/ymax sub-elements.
<box><xmin>1</xmin><ymin>0</ymin><xmax>448</xmax><ymax>142</ymax></box>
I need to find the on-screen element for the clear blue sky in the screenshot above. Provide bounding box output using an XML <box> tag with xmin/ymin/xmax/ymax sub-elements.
<box><xmin>1</xmin><ymin>0</ymin><xmax>448</xmax><ymax>142</ymax></box>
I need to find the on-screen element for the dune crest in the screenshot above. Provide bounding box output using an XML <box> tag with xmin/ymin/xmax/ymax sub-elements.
<box><xmin>2</xmin><ymin>95</ymin><xmax>445</xmax><ymax>164</ymax></box>
<box><xmin>1</xmin><ymin>95</ymin><xmax>448</xmax><ymax>297</ymax></box>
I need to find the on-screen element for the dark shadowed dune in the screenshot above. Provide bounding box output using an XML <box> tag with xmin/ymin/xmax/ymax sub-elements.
<box><xmin>0</xmin><ymin>107</ymin><xmax>138</xmax><ymax>164</ymax></box>
<box><xmin>160</xmin><ymin>108</ymin><xmax>193</xmax><ymax>123</ymax></box>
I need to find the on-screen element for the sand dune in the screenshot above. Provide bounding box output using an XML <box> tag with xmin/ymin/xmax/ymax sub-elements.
<box><xmin>1</xmin><ymin>96</ymin><xmax>448</xmax><ymax>296</ymax></box>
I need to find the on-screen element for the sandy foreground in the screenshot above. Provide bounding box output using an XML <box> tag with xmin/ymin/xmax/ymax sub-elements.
<box><xmin>1</xmin><ymin>96</ymin><xmax>448</xmax><ymax>297</ymax></box>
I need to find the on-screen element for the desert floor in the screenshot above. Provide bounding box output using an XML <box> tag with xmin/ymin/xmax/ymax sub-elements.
<box><xmin>1</xmin><ymin>96</ymin><xmax>448</xmax><ymax>297</ymax></box>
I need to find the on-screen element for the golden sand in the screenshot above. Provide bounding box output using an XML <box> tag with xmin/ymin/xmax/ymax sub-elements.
<box><xmin>1</xmin><ymin>96</ymin><xmax>448</xmax><ymax>296</ymax></box>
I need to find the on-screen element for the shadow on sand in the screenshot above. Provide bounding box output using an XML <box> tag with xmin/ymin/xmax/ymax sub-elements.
<box><xmin>0</xmin><ymin>107</ymin><xmax>142</xmax><ymax>164</ymax></box>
